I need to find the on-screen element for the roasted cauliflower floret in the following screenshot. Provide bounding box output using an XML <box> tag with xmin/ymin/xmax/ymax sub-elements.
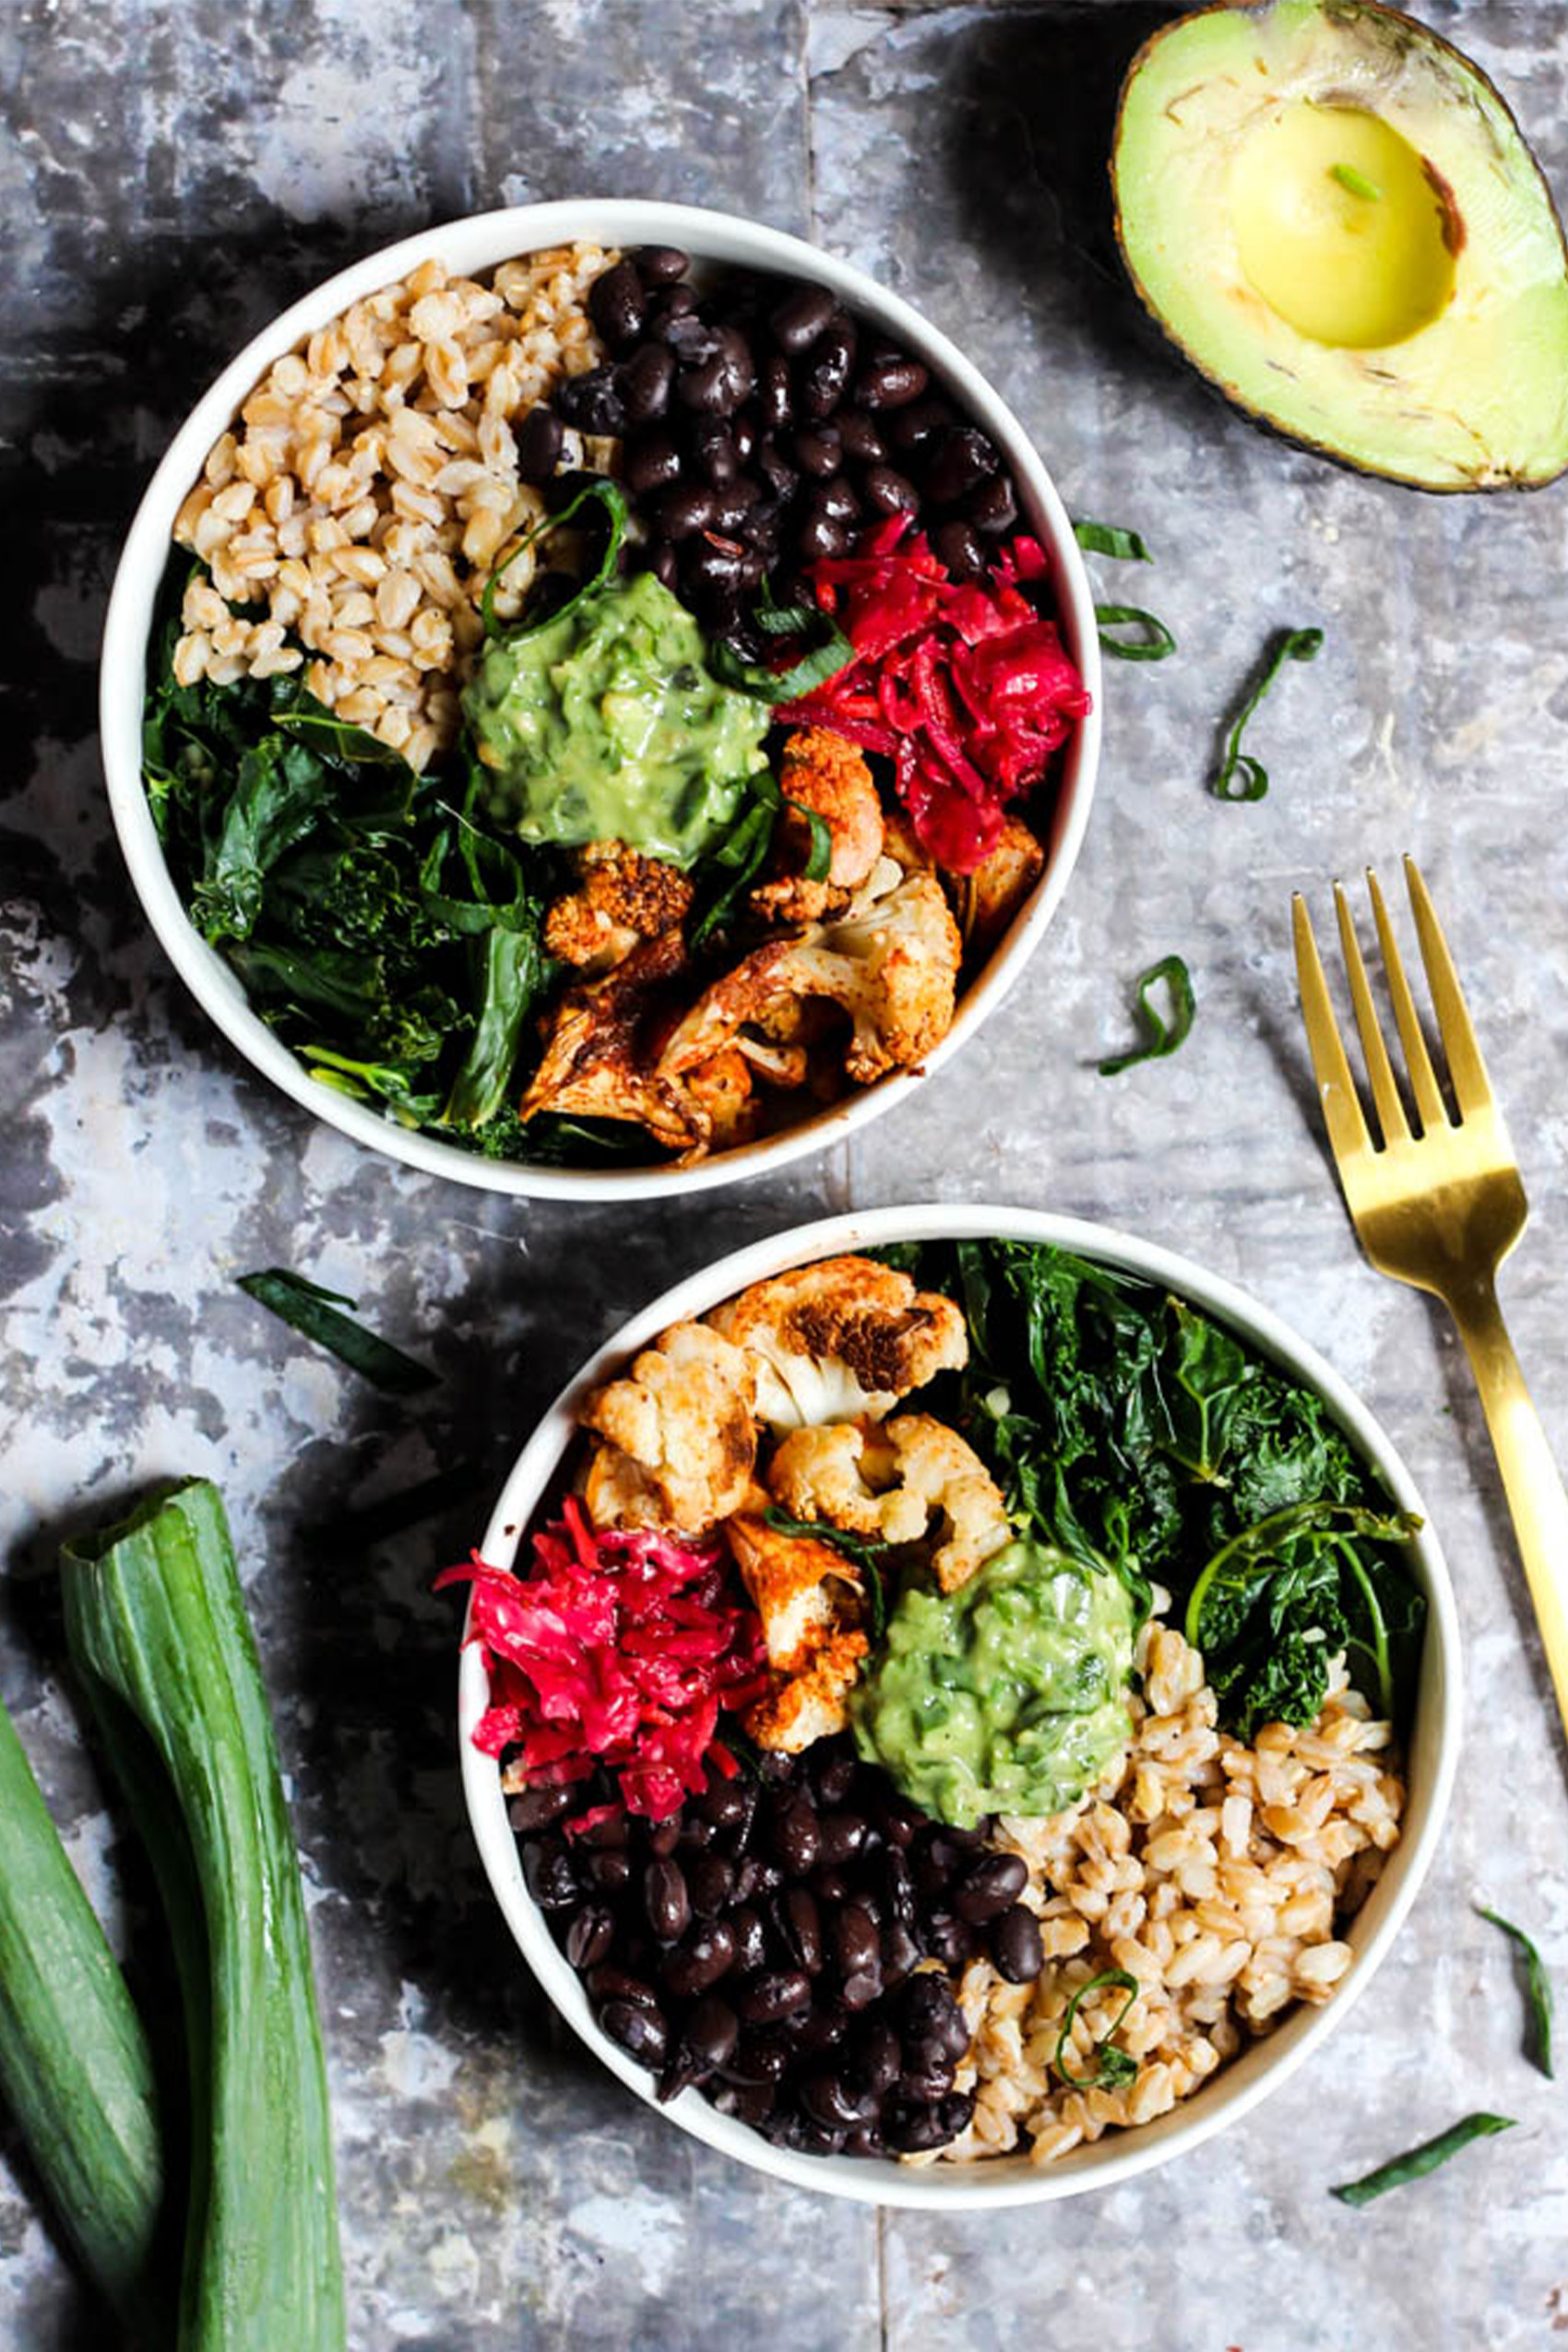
<box><xmin>725</xmin><ymin>1512</ymin><xmax>868</xmax><ymax>1752</ymax></box>
<box><xmin>707</xmin><ymin>1253</ymin><xmax>968</xmax><ymax>1430</ymax></box>
<box><xmin>580</xmin><ymin>1321</ymin><xmax>758</xmax><ymax>1533</ymax></box>
<box><xmin>519</xmin><ymin>932</ymin><xmax>706</xmax><ymax>1156</ymax></box>
<box><xmin>766</xmin><ymin>1413</ymin><xmax>1011</xmax><ymax>1592</ymax></box>
<box><xmin>543</xmin><ymin>840</ymin><xmax>695</xmax><ymax>975</ymax></box>
<box><xmin>750</xmin><ymin>729</ymin><xmax>885</xmax><ymax>924</ymax></box>
<box><xmin>953</xmin><ymin>816</ymin><xmax>1046</xmax><ymax>956</ymax></box>
<box><xmin>657</xmin><ymin>867</ymin><xmax>962</xmax><ymax>1090</ymax></box>
<box><xmin>681</xmin><ymin>1045</ymin><xmax>760</xmax><ymax>1152</ymax></box>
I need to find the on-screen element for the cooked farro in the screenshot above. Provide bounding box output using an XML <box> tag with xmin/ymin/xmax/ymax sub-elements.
<box><xmin>917</xmin><ymin>1618</ymin><xmax>1404</xmax><ymax>2166</ymax></box>
<box><xmin>170</xmin><ymin>243</ymin><xmax>618</xmax><ymax>767</ymax></box>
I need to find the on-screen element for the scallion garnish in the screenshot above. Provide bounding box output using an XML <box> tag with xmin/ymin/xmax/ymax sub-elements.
<box><xmin>1098</xmin><ymin>955</ymin><xmax>1195</xmax><ymax>1076</ymax></box>
<box><xmin>1209</xmin><ymin>625</ymin><xmax>1324</xmax><ymax>799</ymax></box>
<box><xmin>236</xmin><ymin>1269</ymin><xmax>439</xmax><ymax>1394</ymax></box>
<box><xmin>480</xmin><ymin>477</ymin><xmax>628</xmax><ymax>642</ymax></box>
<box><xmin>1330</xmin><ymin>2112</ymin><xmax>1515</xmax><ymax>2205</ymax></box>
<box><xmin>710</xmin><ymin>600</ymin><xmax>856</xmax><ymax>704</ymax></box>
<box><xmin>1478</xmin><ymin>1906</ymin><xmax>1555</xmax><ymax>2078</ymax></box>
<box><xmin>1073</xmin><ymin>519</ymin><xmax>1154</xmax><ymax>564</ymax></box>
<box><xmin>1073</xmin><ymin>519</ymin><xmax>1175</xmax><ymax>659</ymax></box>
<box><xmin>1052</xmin><ymin>1968</ymin><xmax>1141</xmax><ymax>2088</ymax></box>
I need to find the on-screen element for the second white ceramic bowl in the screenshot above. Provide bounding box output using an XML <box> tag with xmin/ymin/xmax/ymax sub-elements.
<box><xmin>457</xmin><ymin>1205</ymin><xmax>1461</xmax><ymax>2207</ymax></box>
<box><xmin>100</xmin><ymin>200</ymin><xmax>1101</xmax><ymax>1201</ymax></box>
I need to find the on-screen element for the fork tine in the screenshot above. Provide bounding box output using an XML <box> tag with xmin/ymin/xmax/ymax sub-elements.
<box><xmin>1404</xmin><ymin>855</ymin><xmax>1496</xmax><ymax>1119</ymax></box>
<box><xmin>1333</xmin><ymin>881</ymin><xmax>1409</xmax><ymax>1146</ymax></box>
<box><xmin>1367</xmin><ymin>868</ymin><xmax>1449</xmax><ymax>1134</ymax></box>
<box><xmin>1292</xmin><ymin>894</ymin><xmax>1373</xmax><ymax>1165</ymax></box>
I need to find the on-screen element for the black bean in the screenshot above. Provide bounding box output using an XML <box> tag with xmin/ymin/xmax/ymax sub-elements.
<box><xmin>790</xmin><ymin>2004</ymin><xmax>849</xmax><ymax>2059</ymax></box>
<box><xmin>991</xmin><ymin>1904</ymin><xmax>1045</xmax><ymax>1985</ymax></box>
<box><xmin>648</xmin><ymin>283</ymin><xmax>699</xmax><ymax>338</ymax></box>
<box><xmin>813</xmin><ymin>1751</ymin><xmax>859</xmax><ymax>1809</ymax></box>
<box><xmin>737</xmin><ymin>1969</ymin><xmax>813</xmax><ymax>2025</ymax></box>
<box><xmin>731</xmin><ymin>412</ymin><xmax>757</xmax><ymax>463</ymax></box>
<box><xmin>792</xmin><ymin>424</ymin><xmax>842</xmax><ymax>478</ymax></box>
<box><xmin>753</xmin><ymin>438</ymin><xmax>799</xmax><ymax>503</ymax></box>
<box><xmin>676</xmin><ymin>327</ymin><xmax>755</xmax><ymax>418</ymax></box>
<box><xmin>647</xmin><ymin>1819</ymin><xmax>682</xmax><ymax>1859</ymax></box>
<box><xmin>887</xmin><ymin>395</ymin><xmax>956</xmax><ymax>456</ymax></box>
<box><xmin>883</xmin><ymin>2097</ymin><xmax>950</xmax><ymax>2155</ymax></box>
<box><xmin>933</xmin><ymin>517</ymin><xmax>987</xmax><ymax>581</ymax></box>
<box><xmin>732</xmin><ymin>1855</ymin><xmax>778</xmax><ymax>1903</ymax></box>
<box><xmin>647</xmin><ymin>540</ymin><xmax>680</xmax><ymax>590</ymax></box>
<box><xmin>811</xmin><ymin>1865</ymin><xmax>853</xmax><ymax>1905</ymax></box>
<box><xmin>588</xmin><ymin>1848</ymin><xmax>633</xmax><ymax>1894</ymax></box>
<box><xmin>800</xmin><ymin>2121</ymin><xmax>848</xmax><ymax>2157</ymax></box>
<box><xmin>967</xmin><ymin>471</ymin><xmax>1019</xmax><ymax>535</ymax></box>
<box><xmin>880</xmin><ymin>1848</ymin><xmax>916</xmax><ymax>1930</ymax></box>
<box><xmin>634</xmin><ymin>244</ymin><xmax>690</xmax><ymax>286</ymax></box>
<box><xmin>797</xmin><ymin>508</ymin><xmax>848</xmax><ymax>563</ymax></box>
<box><xmin>770</xmin><ymin>283</ymin><xmax>837</xmax><ymax>354</ymax></box>
<box><xmin>698</xmin><ymin>1779</ymin><xmax>749</xmax><ymax>1831</ymax></box>
<box><xmin>653</xmin><ymin>483</ymin><xmax>719</xmax><ymax>540</ymax></box>
<box><xmin>831</xmin><ymin>1900</ymin><xmax>881</xmax><ymax>1981</ymax></box>
<box><xmin>585</xmin><ymin>1964</ymin><xmax>661</xmax><ymax>2013</ymax></box>
<box><xmin>729</xmin><ymin>1903</ymin><xmax>769</xmax><ymax>1976</ymax></box>
<box><xmin>882</xmin><ymin>1923</ymin><xmax>922</xmax><ymax>1982</ymax></box>
<box><xmin>508</xmin><ymin>1782</ymin><xmax>572</xmax><ymax>1832</ymax></box>
<box><xmin>728</xmin><ymin>2031</ymin><xmax>791</xmax><ymax>2085</ymax></box>
<box><xmin>645</xmin><ymin>1857</ymin><xmax>691</xmax><ymax>1942</ymax></box>
<box><xmin>802</xmin><ymin>2071</ymin><xmax>880</xmax><ymax>2130</ymax></box>
<box><xmin>662</xmin><ymin>1919</ymin><xmax>737</xmax><ymax>1998</ymax></box>
<box><xmin>661</xmin><ymin>314</ymin><xmax>723</xmax><ymax>365</ymax></box>
<box><xmin>622</xmin><ymin>430</ymin><xmax>683</xmax><ymax>500</ymax></box>
<box><xmin>913</xmin><ymin>1844</ymin><xmax>952</xmax><ymax>1903</ymax></box>
<box><xmin>840</xmin><ymin>1965</ymin><xmax>884</xmax><ymax>2012</ymax></box>
<box><xmin>588</xmin><ymin>259</ymin><xmax>649</xmax><ymax>351</ymax></box>
<box><xmin>814</xmin><ymin>479</ymin><xmax>860</xmax><ymax>528</ymax></box>
<box><xmin>619</xmin><ymin>341</ymin><xmax>676</xmax><ymax>424</ymax></box>
<box><xmin>897</xmin><ymin>1972</ymin><xmax>970</xmax><ymax>2062</ymax></box>
<box><xmin>554</xmin><ymin>364</ymin><xmax>626</xmax><ymax>436</ymax></box>
<box><xmin>564</xmin><ymin>1904</ymin><xmax>616</xmax><ymax>1971</ymax></box>
<box><xmin>799</xmin><ymin>316</ymin><xmax>857</xmax><ymax>419</ymax></box>
<box><xmin>861</xmin><ymin>464</ymin><xmax>920</xmax><ymax>517</ymax></box>
<box><xmin>844</xmin><ymin>2125</ymin><xmax>885</xmax><ymax>2158</ymax></box>
<box><xmin>523</xmin><ymin>1838</ymin><xmax>578</xmax><ymax>1912</ymax></box>
<box><xmin>688</xmin><ymin>419</ymin><xmax>741</xmax><ymax>486</ymax></box>
<box><xmin>723</xmin><ymin>1784</ymin><xmax>761</xmax><ymax>1853</ymax></box>
<box><xmin>777</xmin><ymin>1887</ymin><xmax>824</xmax><ymax>1974</ymax></box>
<box><xmin>853</xmin><ymin>2020</ymin><xmax>902</xmax><ymax>2097</ymax></box>
<box><xmin>772</xmin><ymin>1797</ymin><xmax>822</xmax><ymax>1880</ymax></box>
<box><xmin>935</xmin><ymin>2091</ymin><xmax>977</xmax><ymax>2140</ymax></box>
<box><xmin>600</xmin><ymin>1998</ymin><xmax>668</xmax><ymax>2068</ymax></box>
<box><xmin>683</xmin><ymin>533</ymin><xmax>754</xmax><ymax>597</ymax></box>
<box><xmin>756</xmin><ymin>351</ymin><xmax>793</xmax><ymax>435</ymax></box>
<box><xmin>713</xmin><ymin>2080</ymin><xmax>776</xmax><ymax>2129</ymax></box>
<box><xmin>922</xmin><ymin>425</ymin><xmax>1000</xmax><ymax>506</ymax></box>
<box><xmin>954</xmin><ymin>1852</ymin><xmax>1028</xmax><ymax>1924</ymax></box>
<box><xmin>576</xmin><ymin>1810</ymin><xmax>629</xmax><ymax>1849</ymax></box>
<box><xmin>854</xmin><ymin>354</ymin><xmax>931</xmax><ymax>410</ymax></box>
<box><xmin>832</xmin><ymin>409</ymin><xmax>885</xmax><ymax>465</ymax></box>
<box><xmin>710</xmin><ymin>483</ymin><xmax>760</xmax><ymax>535</ymax></box>
<box><xmin>513</xmin><ymin>406</ymin><xmax>565</xmax><ymax>486</ymax></box>
<box><xmin>686</xmin><ymin>1852</ymin><xmax>735</xmax><ymax>1917</ymax></box>
<box><xmin>681</xmin><ymin>1993</ymin><xmax>739</xmax><ymax>2072</ymax></box>
<box><xmin>676</xmin><ymin>1812</ymin><xmax>716</xmax><ymax>1855</ymax></box>
<box><xmin>924</xmin><ymin>1912</ymin><xmax>976</xmax><ymax>1971</ymax></box>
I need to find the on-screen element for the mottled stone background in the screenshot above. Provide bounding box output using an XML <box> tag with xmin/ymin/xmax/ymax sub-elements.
<box><xmin>5</xmin><ymin>0</ymin><xmax>1568</xmax><ymax>2344</ymax></box>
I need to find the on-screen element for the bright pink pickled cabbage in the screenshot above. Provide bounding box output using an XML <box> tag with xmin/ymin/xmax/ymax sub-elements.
<box><xmin>436</xmin><ymin>1501</ymin><xmax>766</xmax><ymax>1825</ymax></box>
<box><xmin>778</xmin><ymin>520</ymin><xmax>1091</xmax><ymax>874</ymax></box>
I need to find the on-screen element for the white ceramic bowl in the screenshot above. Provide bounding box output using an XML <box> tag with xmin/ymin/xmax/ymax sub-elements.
<box><xmin>100</xmin><ymin>200</ymin><xmax>1101</xmax><ymax>1202</ymax></box>
<box><xmin>457</xmin><ymin>1204</ymin><xmax>1462</xmax><ymax>2208</ymax></box>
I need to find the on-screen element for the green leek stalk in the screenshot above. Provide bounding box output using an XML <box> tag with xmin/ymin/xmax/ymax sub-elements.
<box><xmin>62</xmin><ymin>1479</ymin><xmax>345</xmax><ymax>2351</ymax></box>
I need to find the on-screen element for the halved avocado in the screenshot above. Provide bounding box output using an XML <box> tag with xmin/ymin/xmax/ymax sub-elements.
<box><xmin>1111</xmin><ymin>0</ymin><xmax>1568</xmax><ymax>490</ymax></box>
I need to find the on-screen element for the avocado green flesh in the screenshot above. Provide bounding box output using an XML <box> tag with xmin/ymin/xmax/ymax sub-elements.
<box><xmin>849</xmin><ymin>1539</ymin><xmax>1136</xmax><ymax>1829</ymax></box>
<box><xmin>463</xmin><ymin>570</ymin><xmax>769</xmax><ymax>863</ymax></box>
<box><xmin>1113</xmin><ymin>0</ymin><xmax>1568</xmax><ymax>490</ymax></box>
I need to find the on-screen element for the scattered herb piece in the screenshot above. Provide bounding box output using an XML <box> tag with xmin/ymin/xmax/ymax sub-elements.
<box><xmin>479</xmin><ymin>476</ymin><xmax>628</xmax><ymax>642</ymax></box>
<box><xmin>762</xmin><ymin>1506</ymin><xmax>891</xmax><ymax>1640</ymax></box>
<box><xmin>1479</xmin><ymin>1907</ymin><xmax>1554</xmax><ymax>2078</ymax></box>
<box><xmin>237</xmin><ymin>1269</ymin><xmax>439</xmax><ymax>1395</ymax></box>
<box><xmin>1073</xmin><ymin>519</ymin><xmax>1154</xmax><ymax>564</ymax></box>
<box><xmin>1053</xmin><ymin>1968</ymin><xmax>1141</xmax><ymax>2087</ymax></box>
<box><xmin>690</xmin><ymin>769</ymin><xmax>831</xmax><ymax>945</ymax></box>
<box><xmin>1209</xmin><ymin>625</ymin><xmax>1324</xmax><ymax>800</ymax></box>
<box><xmin>1098</xmin><ymin>954</ymin><xmax>1195</xmax><ymax>1075</ymax></box>
<box><xmin>1331</xmin><ymin>163</ymin><xmax>1381</xmax><ymax>201</ymax></box>
<box><xmin>708</xmin><ymin>597</ymin><xmax>856</xmax><ymax>704</ymax></box>
<box><xmin>1330</xmin><ymin>2112</ymin><xmax>1515</xmax><ymax>2205</ymax></box>
<box><xmin>1094</xmin><ymin>604</ymin><xmax>1178</xmax><ymax>661</ymax></box>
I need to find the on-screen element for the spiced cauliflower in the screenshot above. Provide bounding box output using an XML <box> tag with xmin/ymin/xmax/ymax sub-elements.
<box><xmin>580</xmin><ymin>1320</ymin><xmax>758</xmax><ymax>1533</ymax></box>
<box><xmin>706</xmin><ymin>1254</ymin><xmax>968</xmax><ymax>1430</ymax></box>
<box><xmin>767</xmin><ymin>1412</ymin><xmax>1012</xmax><ymax>1593</ymax></box>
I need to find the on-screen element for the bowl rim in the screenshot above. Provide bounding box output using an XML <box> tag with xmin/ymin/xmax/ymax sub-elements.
<box><xmin>98</xmin><ymin>197</ymin><xmax>1102</xmax><ymax>1202</ymax></box>
<box><xmin>456</xmin><ymin>1202</ymin><xmax>1463</xmax><ymax>2208</ymax></box>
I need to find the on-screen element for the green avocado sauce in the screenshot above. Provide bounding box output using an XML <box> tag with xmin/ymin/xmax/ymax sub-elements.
<box><xmin>849</xmin><ymin>1538</ymin><xmax>1136</xmax><ymax>1828</ymax></box>
<box><xmin>462</xmin><ymin>570</ymin><xmax>770</xmax><ymax>865</ymax></box>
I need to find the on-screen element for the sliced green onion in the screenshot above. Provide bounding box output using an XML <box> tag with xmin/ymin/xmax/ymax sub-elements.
<box><xmin>1331</xmin><ymin>2113</ymin><xmax>1515</xmax><ymax>2205</ymax></box>
<box><xmin>1210</xmin><ymin>625</ymin><xmax>1324</xmax><ymax>800</ymax></box>
<box><xmin>1331</xmin><ymin>163</ymin><xmax>1381</xmax><ymax>201</ymax></box>
<box><xmin>1074</xmin><ymin>519</ymin><xmax>1154</xmax><ymax>564</ymax></box>
<box><xmin>708</xmin><ymin>607</ymin><xmax>856</xmax><ymax>703</ymax></box>
<box><xmin>1098</xmin><ymin>955</ymin><xmax>1195</xmax><ymax>1076</ymax></box>
<box><xmin>1095</xmin><ymin>603</ymin><xmax>1177</xmax><ymax>661</ymax></box>
<box><xmin>1479</xmin><ymin>1907</ymin><xmax>1554</xmax><ymax>2079</ymax></box>
<box><xmin>237</xmin><ymin>1269</ymin><xmax>438</xmax><ymax>1394</ymax></box>
<box><xmin>480</xmin><ymin>477</ymin><xmax>628</xmax><ymax>642</ymax></box>
<box><xmin>1052</xmin><ymin>1969</ymin><xmax>1141</xmax><ymax>2088</ymax></box>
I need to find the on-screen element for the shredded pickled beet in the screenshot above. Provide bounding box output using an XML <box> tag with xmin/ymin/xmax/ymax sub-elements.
<box><xmin>778</xmin><ymin>518</ymin><xmax>1090</xmax><ymax>873</ymax></box>
<box><xmin>436</xmin><ymin>1499</ymin><xmax>768</xmax><ymax>1823</ymax></box>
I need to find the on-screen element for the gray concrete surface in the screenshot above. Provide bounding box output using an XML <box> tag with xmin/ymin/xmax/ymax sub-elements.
<box><xmin>5</xmin><ymin>1</ymin><xmax>1567</xmax><ymax>2344</ymax></box>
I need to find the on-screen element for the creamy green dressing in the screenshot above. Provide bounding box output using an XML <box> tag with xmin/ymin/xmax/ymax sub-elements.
<box><xmin>849</xmin><ymin>1538</ymin><xmax>1136</xmax><ymax>1828</ymax></box>
<box><xmin>462</xmin><ymin>571</ymin><xmax>769</xmax><ymax>864</ymax></box>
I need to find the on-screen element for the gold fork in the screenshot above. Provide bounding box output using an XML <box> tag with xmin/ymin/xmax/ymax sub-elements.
<box><xmin>1293</xmin><ymin>855</ymin><xmax>1568</xmax><ymax>1740</ymax></box>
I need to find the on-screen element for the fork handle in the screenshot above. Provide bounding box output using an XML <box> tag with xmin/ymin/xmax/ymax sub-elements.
<box><xmin>1448</xmin><ymin>1279</ymin><xmax>1568</xmax><ymax>1740</ymax></box>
